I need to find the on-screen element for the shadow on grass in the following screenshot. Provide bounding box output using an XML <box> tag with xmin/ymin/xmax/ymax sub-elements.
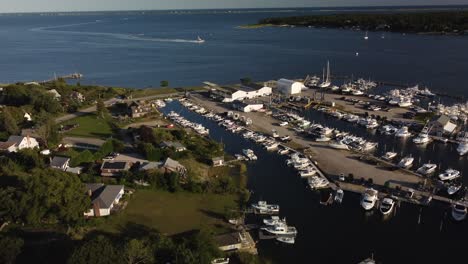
<box><xmin>198</xmin><ymin>209</ymin><xmax>225</xmax><ymax>221</ymax></box>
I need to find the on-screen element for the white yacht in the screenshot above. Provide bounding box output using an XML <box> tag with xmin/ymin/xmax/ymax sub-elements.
<box><xmin>264</xmin><ymin>142</ymin><xmax>279</xmax><ymax>151</ymax></box>
<box><xmin>195</xmin><ymin>36</ymin><xmax>205</xmax><ymax>43</ymax></box>
<box><xmin>382</xmin><ymin>151</ymin><xmax>397</xmax><ymax>161</ymax></box>
<box><xmin>451</xmin><ymin>204</ymin><xmax>467</xmax><ymax>221</ymax></box>
<box><xmin>416</xmin><ymin>163</ymin><xmax>437</xmax><ymax>175</ymax></box>
<box><xmin>398</xmin><ymin>97</ymin><xmax>413</xmax><ymax>107</ymax></box>
<box><xmin>395</xmin><ymin>126</ymin><xmax>411</xmax><ymax>138</ymax></box>
<box><xmin>242</xmin><ymin>149</ymin><xmax>257</xmax><ymax>161</ymax></box>
<box><xmin>413</xmin><ymin>131</ymin><xmax>431</xmax><ymax>144</ymax></box>
<box><xmin>272</xmin><ymin>130</ymin><xmax>280</xmax><ymax>138</ymax></box>
<box><xmin>398</xmin><ymin>156</ymin><xmax>414</xmax><ymax>168</ymax></box>
<box><xmin>364</xmin><ymin>31</ymin><xmax>369</xmax><ymax>40</ymax></box>
<box><xmin>298</xmin><ymin>168</ymin><xmax>317</xmax><ymax>178</ymax></box>
<box><xmin>361</xmin><ymin>188</ymin><xmax>379</xmax><ymax>210</ymax></box>
<box><xmin>329</xmin><ymin>140</ymin><xmax>349</xmax><ymax>150</ymax></box>
<box><xmin>438</xmin><ymin>169</ymin><xmax>461</xmax><ymax>181</ymax></box>
<box><xmin>447</xmin><ymin>183</ymin><xmax>462</xmax><ymax>195</ymax></box>
<box><xmin>276</xmin><ymin>236</ymin><xmax>295</xmax><ymax>244</ymax></box>
<box><xmin>361</xmin><ymin>142</ymin><xmax>378</xmax><ymax>151</ymax></box>
<box><xmin>318</xmin><ymin>61</ymin><xmax>331</xmax><ymax>88</ymax></box>
<box><xmin>379</xmin><ymin>197</ymin><xmax>395</xmax><ymax>215</ymax></box>
<box><xmin>334</xmin><ymin>189</ymin><xmax>344</xmax><ymax>204</ymax></box>
<box><xmin>262</xmin><ymin>223</ymin><xmax>298</xmax><ymax>236</ymax></box>
<box><xmin>315</xmin><ymin>135</ymin><xmax>331</xmax><ymax>142</ymax></box>
<box><xmin>352</xmin><ymin>89</ymin><xmax>364</xmax><ymax>96</ymax></box>
<box><xmin>308</xmin><ymin>176</ymin><xmax>329</xmax><ymax>189</ymax></box>
<box><xmin>252</xmin><ymin>201</ymin><xmax>280</xmax><ymax>214</ymax></box>
<box><xmin>263</xmin><ymin>216</ymin><xmax>286</xmax><ymax>226</ymax></box>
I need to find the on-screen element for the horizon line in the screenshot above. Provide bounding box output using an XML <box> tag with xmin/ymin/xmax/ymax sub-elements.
<box><xmin>1</xmin><ymin>4</ymin><xmax>468</xmax><ymax>15</ymax></box>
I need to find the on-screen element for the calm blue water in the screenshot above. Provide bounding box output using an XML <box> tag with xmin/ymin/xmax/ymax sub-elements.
<box><xmin>1</xmin><ymin>10</ymin><xmax>468</xmax><ymax>98</ymax></box>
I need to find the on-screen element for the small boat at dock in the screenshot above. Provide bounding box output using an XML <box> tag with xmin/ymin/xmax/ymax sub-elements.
<box><xmin>395</xmin><ymin>126</ymin><xmax>411</xmax><ymax>138</ymax></box>
<box><xmin>416</xmin><ymin>163</ymin><xmax>437</xmax><ymax>175</ymax></box>
<box><xmin>242</xmin><ymin>149</ymin><xmax>257</xmax><ymax>161</ymax></box>
<box><xmin>308</xmin><ymin>176</ymin><xmax>329</xmax><ymax>189</ymax></box>
<box><xmin>262</xmin><ymin>223</ymin><xmax>298</xmax><ymax>236</ymax></box>
<box><xmin>252</xmin><ymin>201</ymin><xmax>280</xmax><ymax>214</ymax></box>
<box><xmin>361</xmin><ymin>188</ymin><xmax>378</xmax><ymax>210</ymax></box>
<box><xmin>398</xmin><ymin>156</ymin><xmax>414</xmax><ymax>168</ymax></box>
<box><xmin>276</xmin><ymin>236</ymin><xmax>295</xmax><ymax>244</ymax></box>
<box><xmin>447</xmin><ymin>183</ymin><xmax>463</xmax><ymax>195</ymax></box>
<box><xmin>382</xmin><ymin>151</ymin><xmax>397</xmax><ymax>161</ymax></box>
<box><xmin>438</xmin><ymin>169</ymin><xmax>461</xmax><ymax>181</ymax></box>
<box><xmin>263</xmin><ymin>216</ymin><xmax>286</xmax><ymax>226</ymax></box>
<box><xmin>329</xmin><ymin>140</ymin><xmax>349</xmax><ymax>150</ymax></box>
<box><xmin>379</xmin><ymin>197</ymin><xmax>395</xmax><ymax>215</ymax></box>
<box><xmin>451</xmin><ymin>204</ymin><xmax>467</xmax><ymax>221</ymax></box>
<box><xmin>334</xmin><ymin>189</ymin><xmax>344</xmax><ymax>204</ymax></box>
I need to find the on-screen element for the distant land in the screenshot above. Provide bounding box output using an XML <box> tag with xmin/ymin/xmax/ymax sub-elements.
<box><xmin>244</xmin><ymin>11</ymin><xmax>468</xmax><ymax>35</ymax></box>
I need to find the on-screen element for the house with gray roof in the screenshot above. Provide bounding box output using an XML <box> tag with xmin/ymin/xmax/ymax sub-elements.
<box><xmin>430</xmin><ymin>115</ymin><xmax>457</xmax><ymax>135</ymax></box>
<box><xmin>50</xmin><ymin>156</ymin><xmax>70</xmax><ymax>171</ymax></box>
<box><xmin>100</xmin><ymin>161</ymin><xmax>132</xmax><ymax>177</ymax></box>
<box><xmin>162</xmin><ymin>157</ymin><xmax>187</xmax><ymax>175</ymax></box>
<box><xmin>159</xmin><ymin>141</ymin><xmax>187</xmax><ymax>152</ymax></box>
<box><xmin>0</xmin><ymin>135</ymin><xmax>39</xmax><ymax>153</ymax></box>
<box><xmin>84</xmin><ymin>183</ymin><xmax>124</xmax><ymax>217</ymax></box>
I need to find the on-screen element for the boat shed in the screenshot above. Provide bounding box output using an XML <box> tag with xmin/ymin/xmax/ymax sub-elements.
<box><xmin>232</xmin><ymin>101</ymin><xmax>264</xmax><ymax>113</ymax></box>
<box><xmin>210</xmin><ymin>83</ymin><xmax>272</xmax><ymax>103</ymax></box>
<box><xmin>430</xmin><ymin>115</ymin><xmax>457</xmax><ymax>135</ymax></box>
<box><xmin>277</xmin><ymin>78</ymin><xmax>304</xmax><ymax>95</ymax></box>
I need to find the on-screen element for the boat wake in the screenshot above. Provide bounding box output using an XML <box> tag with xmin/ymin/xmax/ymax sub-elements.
<box><xmin>30</xmin><ymin>21</ymin><xmax>204</xmax><ymax>44</ymax></box>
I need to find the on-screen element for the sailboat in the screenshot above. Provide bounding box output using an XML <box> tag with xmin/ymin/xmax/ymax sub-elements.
<box><xmin>318</xmin><ymin>61</ymin><xmax>331</xmax><ymax>88</ymax></box>
<box><xmin>195</xmin><ymin>36</ymin><xmax>205</xmax><ymax>43</ymax></box>
<box><xmin>364</xmin><ymin>31</ymin><xmax>369</xmax><ymax>40</ymax></box>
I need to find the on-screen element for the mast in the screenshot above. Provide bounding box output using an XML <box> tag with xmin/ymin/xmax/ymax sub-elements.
<box><xmin>326</xmin><ymin>60</ymin><xmax>330</xmax><ymax>83</ymax></box>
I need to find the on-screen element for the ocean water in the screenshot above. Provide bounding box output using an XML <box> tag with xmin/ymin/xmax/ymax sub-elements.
<box><xmin>0</xmin><ymin>9</ymin><xmax>468</xmax><ymax>98</ymax></box>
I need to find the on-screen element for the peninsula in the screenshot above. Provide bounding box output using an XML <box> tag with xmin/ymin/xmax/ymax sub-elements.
<box><xmin>246</xmin><ymin>11</ymin><xmax>468</xmax><ymax>34</ymax></box>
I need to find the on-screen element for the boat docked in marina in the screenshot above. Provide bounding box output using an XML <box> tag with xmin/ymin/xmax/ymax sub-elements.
<box><xmin>329</xmin><ymin>140</ymin><xmax>349</xmax><ymax>150</ymax></box>
<box><xmin>263</xmin><ymin>216</ymin><xmax>286</xmax><ymax>226</ymax></box>
<box><xmin>252</xmin><ymin>201</ymin><xmax>280</xmax><ymax>214</ymax></box>
<box><xmin>262</xmin><ymin>223</ymin><xmax>298</xmax><ymax>236</ymax></box>
<box><xmin>361</xmin><ymin>188</ymin><xmax>379</xmax><ymax>210</ymax></box>
<box><xmin>315</xmin><ymin>135</ymin><xmax>331</xmax><ymax>142</ymax></box>
<box><xmin>416</xmin><ymin>163</ymin><xmax>437</xmax><ymax>175</ymax></box>
<box><xmin>451</xmin><ymin>204</ymin><xmax>467</xmax><ymax>221</ymax></box>
<box><xmin>447</xmin><ymin>183</ymin><xmax>463</xmax><ymax>195</ymax></box>
<box><xmin>276</xmin><ymin>236</ymin><xmax>295</xmax><ymax>244</ymax></box>
<box><xmin>280</xmin><ymin>135</ymin><xmax>291</xmax><ymax>142</ymax></box>
<box><xmin>395</xmin><ymin>126</ymin><xmax>411</xmax><ymax>138</ymax></box>
<box><xmin>264</xmin><ymin>141</ymin><xmax>279</xmax><ymax>151</ymax></box>
<box><xmin>298</xmin><ymin>168</ymin><xmax>317</xmax><ymax>178</ymax></box>
<box><xmin>438</xmin><ymin>169</ymin><xmax>461</xmax><ymax>181</ymax></box>
<box><xmin>413</xmin><ymin>125</ymin><xmax>431</xmax><ymax>144</ymax></box>
<box><xmin>382</xmin><ymin>151</ymin><xmax>397</xmax><ymax>161</ymax></box>
<box><xmin>379</xmin><ymin>197</ymin><xmax>395</xmax><ymax>215</ymax></box>
<box><xmin>307</xmin><ymin>176</ymin><xmax>329</xmax><ymax>189</ymax></box>
<box><xmin>457</xmin><ymin>132</ymin><xmax>468</xmax><ymax>156</ymax></box>
<box><xmin>398</xmin><ymin>156</ymin><xmax>414</xmax><ymax>168</ymax></box>
<box><xmin>334</xmin><ymin>189</ymin><xmax>344</xmax><ymax>204</ymax></box>
<box><xmin>242</xmin><ymin>149</ymin><xmax>257</xmax><ymax>161</ymax></box>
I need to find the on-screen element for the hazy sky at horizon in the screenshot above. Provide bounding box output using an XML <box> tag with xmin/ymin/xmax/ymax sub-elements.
<box><xmin>0</xmin><ymin>0</ymin><xmax>466</xmax><ymax>13</ymax></box>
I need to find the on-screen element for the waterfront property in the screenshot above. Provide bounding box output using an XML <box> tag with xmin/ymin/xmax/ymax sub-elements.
<box><xmin>214</xmin><ymin>231</ymin><xmax>256</xmax><ymax>254</ymax></box>
<box><xmin>430</xmin><ymin>115</ymin><xmax>457</xmax><ymax>135</ymax></box>
<box><xmin>84</xmin><ymin>183</ymin><xmax>125</xmax><ymax>217</ymax></box>
<box><xmin>277</xmin><ymin>78</ymin><xmax>305</xmax><ymax>95</ymax></box>
<box><xmin>0</xmin><ymin>135</ymin><xmax>40</xmax><ymax>152</ymax></box>
<box><xmin>126</xmin><ymin>100</ymin><xmax>157</xmax><ymax>118</ymax></box>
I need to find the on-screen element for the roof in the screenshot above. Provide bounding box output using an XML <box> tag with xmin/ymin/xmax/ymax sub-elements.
<box><xmin>233</xmin><ymin>100</ymin><xmax>263</xmax><ymax>108</ymax></box>
<box><xmin>47</xmin><ymin>89</ymin><xmax>61</xmax><ymax>98</ymax></box>
<box><xmin>101</xmin><ymin>161</ymin><xmax>129</xmax><ymax>170</ymax></box>
<box><xmin>434</xmin><ymin>115</ymin><xmax>452</xmax><ymax>126</ymax></box>
<box><xmin>214</xmin><ymin>233</ymin><xmax>241</xmax><ymax>247</ymax></box>
<box><xmin>86</xmin><ymin>184</ymin><xmax>124</xmax><ymax>209</ymax></box>
<box><xmin>7</xmin><ymin>135</ymin><xmax>26</xmax><ymax>144</ymax></box>
<box><xmin>139</xmin><ymin>161</ymin><xmax>162</xmax><ymax>171</ymax></box>
<box><xmin>66</xmin><ymin>167</ymin><xmax>83</xmax><ymax>174</ymax></box>
<box><xmin>0</xmin><ymin>141</ymin><xmax>16</xmax><ymax>149</ymax></box>
<box><xmin>160</xmin><ymin>141</ymin><xmax>185</xmax><ymax>149</ymax></box>
<box><xmin>163</xmin><ymin>157</ymin><xmax>185</xmax><ymax>170</ymax></box>
<box><xmin>50</xmin><ymin>156</ymin><xmax>70</xmax><ymax>168</ymax></box>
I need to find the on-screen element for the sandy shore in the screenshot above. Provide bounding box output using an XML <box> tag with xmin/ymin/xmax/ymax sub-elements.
<box><xmin>189</xmin><ymin>93</ymin><xmax>422</xmax><ymax>188</ymax></box>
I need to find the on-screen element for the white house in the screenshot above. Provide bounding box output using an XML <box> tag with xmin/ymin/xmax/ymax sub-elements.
<box><xmin>233</xmin><ymin>101</ymin><xmax>264</xmax><ymax>113</ymax></box>
<box><xmin>211</xmin><ymin>84</ymin><xmax>272</xmax><ymax>103</ymax></box>
<box><xmin>47</xmin><ymin>89</ymin><xmax>61</xmax><ymax>100</ymax></box>
<box><xmin>277</xmin><ymin>79</ymin><xmax>304</xmax><ymax>95</ymax></box>
<box><xmin>84</xmin><ymin>184</ymin><xmax>124</xmax><ymax>217</ymax></box>
<box><xmin>0</xmin><ymin>136</ymin><xmax>39</xmax><ymax>152</ymax></box>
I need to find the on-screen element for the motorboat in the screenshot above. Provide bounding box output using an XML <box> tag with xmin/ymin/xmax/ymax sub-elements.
<box><xmin>379</xmin><ymin>197</ymin><xmax>395</xmax><ymax>215</ymax></box>
<box><xmin>276</xmin><ymin>236</ymin><xmax>295</xmax><ymax>244</ymax></box>
<box><xmin>315</xmin><ymin>135</ymin><xmax>331</xmax><ymax>142</ymax></box>
<box><xmin>361</xmin><ymin>188</ymin><xmax>379</xmax><ymax>210</ymax></box>
<box><xmin>416</xmin><ymin>163</ymin><xmax>437</xmax><ymax>175</ymax></box>
<box><xmin>277</xmin><ymin>146</ymin><xmax>290</xmax><ymax>155</ymax></box>
<box><xmin>334</xmin><ymin>189</ymin><xmax>344</xmax><ymax>204</ymax></box>
<box><xmin>329</xmin><ymin>140</ymin><xmax>349</xmax><ymax>150</ymax></box>
<box><xmin>263</xmin><ymin>216</ymin><xmax>286</xmax><ymax>226</ymax></box>
<box><xmin>439</xmin><ymin>169</ymin><xmax>461</xmax><ymax>181</ymax></box>
<box><xmin>398</xmin><ymin>156</ymin><xmax>414</xmax><ymax>168</ymax></box>
<box><xmin>352</xmin><ymin>89</ymin><xmax>364</xmax><ymax>96</ymax></box>
<box><xmin>298</xmin><ymin>168</ymin><xmax>317</xmax><ymax>178</ymax></box>
<box><xmin>447</xmin><ymin>183</ymin><xmax>462</xmax><ymax>195</ymax></box>
<box><xmin>398</xmin><ymin>97</ymin><xmax>412</xmax><ymax>107</ymax></box>
<box><xmin>382</xmin><ymin>151</ymin><xmax>397</xmax><ymax>161</ymax></box>
<box><xmin>308</xmin><ymin>176</ymin><xmax>329</xmax><ymax>189</ymax></box>
<box><xmin>195</xmin><ymin>36</ymin><xmax>205</xmax><ymax>43</ymax></box>
<box><xmin>361</xmin><ymin>142</ymin><xmax>378</xmax><ymax>151</ymax></box>
<box><xmin>272</xmin><ymin>130</ymin><xmax>280</xmax><ymax>138</ymax></box>
<box><xmin>413</xmin><ymin>132</ymin><xmax>431</xmax><ymax>144</ymax></box>
<box><xmin>457</xmin><ymin>135</ymin><xmax>468</xmax><ymax>156</ymax></box>
<box><xmin>451</xmin><ymin>204</ymin><xmax>467</xmax><ymax>221</ymax></box>
<box><xmin>364</xmin><ymin>31</ymin><xmax>369</xmax><ymax>40</ymax></box>
<box><xmin>264</xmin><ymin>142</ymin><xmax>279</xmax><ymax>151</ymax></box>
<box><xmin>242</xmin><ymin>149</ymin><xmax>257</xmax><ymax>161</ymax></box>
<box><xmin>262</xmin><ymin>223</ymin><xmax>298</xmax><ymax>236</ymax></box>
<box><xmin>280</xmin><ymin>135</ymin><xmax>291</xmax><ymax>142</ymax></box>
<box><xmin>252</xmin><ymin>201</ymin><xmax>280</xmax><ymax>214</ymax></box>
<box><xmin>395</xmin><ymin>126</ymin><xmax>411</xmax><ymax>138</ymax></box>
<box><xmin>211</xmin><ymin>258</ymin><xmax>229</xmax><ymax>264</ymax></box>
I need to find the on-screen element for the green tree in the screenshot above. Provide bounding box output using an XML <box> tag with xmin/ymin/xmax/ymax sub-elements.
<box><xmin>123</xmin><ymin>239</ymin><xmax>154</xmax><ymax>264</ymax></box>
<box><xmin>71</xmin><ymin>150</ymin><xmax>95</xmax><ymax>167</ymax></box>
<box><xmin>68</xmin><ymin>235</ymin><xmax>123</xmax><ymax>264</ymax></box>
<box><xmin>0</xmin><ymin>236</ymin><xmax>24</xmax><ymax>264</ymax></box>
<box><xmin>2</xmin><ymin>108</ymin><xmax>19</xmax><ymax>135</ymax></box>
<box><xmin>96</xmin><ymin>99</ymin><xmax>109</xmax><ymax>119</ymax></box>
<box><xmin>160</xmin><ymin>80</ymin><xmax>169</xmax><ymax>87</ymax></box>
<box><xmin>37</xmin><ymin>118</ymin><xmax>62</xmax><ymax>148</ymax></box>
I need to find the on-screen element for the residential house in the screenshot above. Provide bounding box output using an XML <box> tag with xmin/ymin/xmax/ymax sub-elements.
<box><xmin>47</xmin><ymin>89</ymin><xmax>62</xmax><ymax>100</ymax></box>
<box><xmin>212</xmin><ymin>156</ymin><xmax>225</xmax><ymax>167</ymax></box>
<box><xmin>66</xmin><ymin>167</ymin><xmax>83</xmax><ymax>175</ymax></box>
<box><xmin>0</xmin><ymin>135</ymin><xmax>39</xmax><ymax>153</ymax></box>
<box><xmin>100</xmin><ymin>161</ymin><xmax>132</xmax><ymax>177</ymax></box>
<box><xmin>84</xmin><ymin>183</ymin><xmax>124</xmax><ymax>217</ymax></box>
<box><xmin>161</xmin><ymin>157</ymin><xmax>187</xmax><ymax>175</ymax></box>
<box><xmin>71</xmin><ymin>91</ymin><xmax>85</xmax><ymax>102</ymax></box>
<box><xmin>127</xmin><ymin>100</ymin><xmax>155</xmax><ymax>118</ymax></box>
<box><xmin>430</xmin><ymin>115</ymin><xmax>457</xmax><ymax>135</ymax></box>
<box><xmin>50</xmin><ymin>156</ymin><xmax>70</xmax><ymax>171</ymax></box>
<box><xmin>214</xmin><ymin>232</ymin><xmax>244</xmax><ymax>252</ymax></box>
<box><xmin>139</xmin><ymin>161</ymin><xmax>162</xmax><ymax>171</ymax></box>
<box><xmin>159</xmin><ymin>141</ymin><xmax>187</xmax><ymax>152</ymax></box>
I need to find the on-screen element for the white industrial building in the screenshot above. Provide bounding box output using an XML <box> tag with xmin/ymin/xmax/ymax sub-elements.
<box><xmin>233</xmin><ymin>101</ymin><xmax>264</xmax><ymax>113</ymax></box>
<box><xmin>211</xmin><ymin>84</ymin><xmax>272</xmax><ymax>103</ymax></box>
<box><xmin>277</xmin><ymin>79</ymin><xmax>305</xmax><ymax>95</ymax></box>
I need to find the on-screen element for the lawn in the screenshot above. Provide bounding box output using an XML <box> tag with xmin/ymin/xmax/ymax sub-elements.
<box><xmin>63</xmin><ymin>114</ymin><xmax>113</xmax><ymax>139</ymax></box>
<box><xmin>97</xmin><ymin>190</ymin><xmax>238</xmax><ymax>235</ymax></box>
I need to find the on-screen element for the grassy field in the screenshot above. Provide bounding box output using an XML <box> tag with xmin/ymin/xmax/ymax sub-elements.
<box><xmin>97</xmin><ymin>190</ymin><xmax>237</xmax><ymax>235</ymax></box>
<box><xmin>63</xmin><ymin>114</ymin><xmax>113</xmax><ymax>139</ymax></box>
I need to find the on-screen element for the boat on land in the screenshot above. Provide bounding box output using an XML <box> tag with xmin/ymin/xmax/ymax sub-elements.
<box><xmin>451</xmin><ymin>204</ymin><xmax>467</xmax><ymax>221</ymax></box>
<box><xmin>329</xmin><ymin>140</ymin><xmax>349</xmax><ymax>150</ymax></box>
<box><xmin>276</xmin><ymin>236</ymin><xmax>295</xmax><ymax>244</ymax></box>
<box><xmin>361</xmin><ymin>188</ymin><xmax>378</xmax><ymax>210</ymax></box>
<box><xmin>382</xmin><ymin>151</ymin><xmax>397</xmax><ymax>161</ymax></box>
<box><xmin>252</xmin><ymin>201</ymin><xmax>280</xmax><ymax>214</ymax></box>
<box><xmin>416</xmin><ymin>163</ymin><xmax>437</xmax><ymax>175</ymax></box>
<box><xmin>318</xmin><ymin>61</ymin><xmax>331</xmax><ymax>88</ymax></box>
<box><xmin>439</xmin><ymin>169</ymin><xmax>461</xmax><ymax>181</ymax></box>
<box><xmin>398</xmin><ymin>156</ymin><xmax>414</xmax><ymax>168</ymax></box>
<box><xmin>379</xmin><ymin>197</ymin><xmax>395</xmax><ymax>215</ymax></box>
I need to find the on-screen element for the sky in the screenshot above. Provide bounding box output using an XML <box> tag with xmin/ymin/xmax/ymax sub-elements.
<box><xmin>0</xmin><ymin>0</ymin><xmax>467</xmax><ymax>13</ymax></box>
